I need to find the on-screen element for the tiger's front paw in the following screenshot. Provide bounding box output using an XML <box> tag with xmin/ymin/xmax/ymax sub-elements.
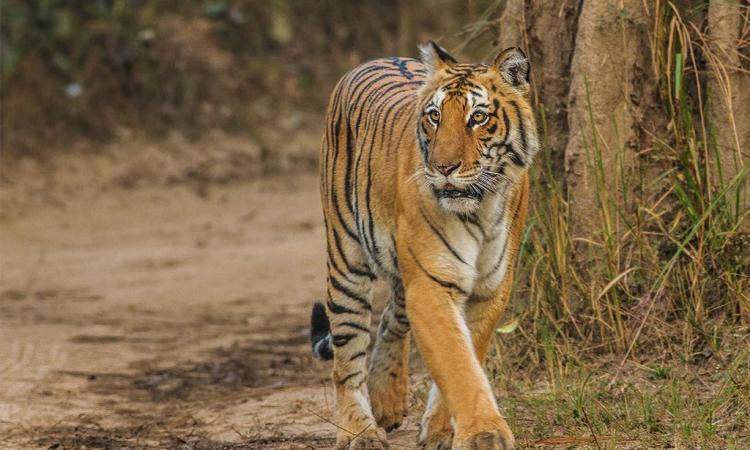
<box><xmin>418</xmin><ymin>402</ymin><xmax>453</xmax><ymax>449</ymax></box>
<box><xmin>453</xmin><ymin>422</ymin><xmax>514</xmax><ymax>450</ymax></box>
<box><xmin>418</xmin><ymin>428</ymin><xmax>453</xmax><ymax>450</ymax></box>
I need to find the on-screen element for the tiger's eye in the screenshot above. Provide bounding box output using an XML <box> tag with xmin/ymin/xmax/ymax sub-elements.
<box><xmin>471</xmin><ymin>111</ymin><xmax>487</xmax><ymax>124</ymax></box>
<box><xmin>428</xmin><ymin>110</ymin><xmax>440</xmax><ymax>123</ymax></box>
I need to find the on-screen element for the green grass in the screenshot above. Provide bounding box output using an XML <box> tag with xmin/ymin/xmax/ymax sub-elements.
<box><xmin>485</xmin><ymin>333</ymin><xmax>750</xmax><ymax>448</ymax></box>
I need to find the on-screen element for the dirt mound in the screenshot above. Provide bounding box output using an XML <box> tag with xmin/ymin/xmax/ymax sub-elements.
<box><xmin>0</xmin><ymin>128</ymin><xmax>318</xmax><ymax>216</ymax></box>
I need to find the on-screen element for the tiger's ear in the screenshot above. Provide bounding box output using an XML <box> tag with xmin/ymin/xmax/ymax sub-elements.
<box><xmin>494</xmin><ymin>47</ymin><xmax>530</xmax><ymax>93</ymax></box>
<box><xmin>419</xmin><ymin>40</ymin><xmax>457</xmax><ymax>72</ymax></box>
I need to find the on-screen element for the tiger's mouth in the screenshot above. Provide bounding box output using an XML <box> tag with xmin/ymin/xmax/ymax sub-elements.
<box><xmin>432</xmin><ymin>183</ymin><xmax>484</xmax><ymax>200</ymax></box>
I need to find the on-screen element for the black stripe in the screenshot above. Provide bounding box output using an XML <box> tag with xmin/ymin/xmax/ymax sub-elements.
<box><xmin>343</xmin><ymin>123</ymin><xmax>356</xmax><ymax>214</ymax></box>
<box><xmin>393</xmin><ymin>283</ymin><xmax>406</xmax><ymax>307</ymax></box>
<box><xmin>482</xmin><ymin>250</ymin><xmax>507</xmax><ymax>282</ymax></box>
<box><xmin>395</xmin><ymin>314</ymin><xmax>410</xmax><ymax>326</ymax></box>
<box><xmin>465</xmin><ymin>213</ymin><xmax>486</xmax><ymax>238</ymax></box>
<box><xmin>327</xmin><ymin>298</ymin><xmax>359</xmax><ymax>315</ymax></box>
<box><xmin>349</xmin><ymin>74</ymin><xmax>412</xmax><ymax>121</ymax></box>
<box><xmin>347</xmin><ymin>64</ymin><xmax>390</xmax><ymax>90</ymax></box>
<box><xmin>347</xmin><ymin>70</ymin><xmax>401</xmax><ymax>112</ymax></box>
<box><xmin>328</xmin><ymin>97</ymin><xmax>343</xmax><ymax>210</ymax></box>
<box><xmin>510</xmin><ymin>100</ymin><xmax>528</xmax><ymax>157</ymax></box>
<box><xmin>332</xmin><ymin>227</ymin><xmax>375</xmax><ymax>280</ymax></box>
<box><xmin>389</xmin><ymin>235</ymin><xmax>401</xmax><ymax>277</ymax></box>
<box><xmin>352</xmin><ymin>81</ymin><xmax>423</xmax><ymax>130</ymax></box>
<box><xmin>382</xmin><ymin>327</ymin><xmax>408</xmax><ymax>342</ymax></box>
<box><xmin>330</xmin><ymin>190</ymin><xmax>360</xmax><ymax>242</ymax></box>
<box><xmin>339</xmin><ymin>321</ymin><xmax>370</xmax><ymax>333</ymax></box>
<box><xmin>329</xmin><ymin>276</ymin><xmax>371</xmax><ymax>310</ymax></box>
<box><xmin>384</xmin><ymin>95</ymin><xmax>413</xmax><ymax>157</ymax></box>
<box><xmin>379</xmin><ymin>93</ymin><xmax>413</xmax><ymax>146</ymax></box>
<box><xmin>326</xmin><ymin>258</ymin><xmax>358</xmax><ymax>290</ymax></box>
<box><xmin>511</xmin><ymin>186</ymin><xmax>525</xmax><ymax>222</ymax></box>
<box><xmin>407</xmin><ymin>247</ymin><xmax>468</xmax><ymax>296</ymax></box>
<box><xmin>505</xmin><ymin>143</ymin><xmax>525</xmax><ymax>166</ymax></box>
<box><xmin>392</xmin><ymin>57</ymin><xmax>414</xmax><ymax>80</ymax></box>
<box><xmin>479</xmin><ymin>225</ymin><xmax>511</xmax><ymax>283</ymax></box>
<box><xmin>345</xmin><ymin>72</ymin><xmax>407</xmax><ymax>237</ymax></box>
<box><xmin>461</xmin><ymin>219</ymin><xmax>482</xmax><ymax>244</ymax></box>
<box><xmin>384</xmin><ymin>323</ymin><xmax>408</xmax><ymax>339</ymax></box>
<box><xmin>486</xmin><ymin>202</ymin><xmax>508</xmax><ymax>243</ymax></box>
<box><xmin>338</xmin><ymin>371</ymin><xmax>361</xmax><ymax>385</ymax></box>
<box><xmin>419</xmin><ymin>204</ymin><xmax>470</xmax><ymax>266</ymax></box>
<box><xmin>501</xmin><ymin>106</ymin><xmax>511</xmax><ymax>145</ymax></box>
<box><xmin>481</xmin><ymin>193</ymin><xmax>523</xmax><ymax>281</ymax></box>
<box><xmin>332</xmin><ymin>333</ymin><xmax>358</xmax><ymax>347</ymax></box>
<box><xmin>349</xmin><ymin>351</ymin><xmax>367</xmax><ymax>361</ymax></box>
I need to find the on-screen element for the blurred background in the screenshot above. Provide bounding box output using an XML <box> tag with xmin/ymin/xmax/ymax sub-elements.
<box><xmin>1</xmin><ymin>0</ymin><xmax>498</xmax><ymax>176</ymax></box>
<box><xmin>1</xmin><ymin>1</ymin><xmax>749</xmax><ymax>449</ymax></box>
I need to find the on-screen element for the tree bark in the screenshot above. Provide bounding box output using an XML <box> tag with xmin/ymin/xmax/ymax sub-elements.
<box><xmin>707</xmin><ymin>0</ymin><xmax>750</xmax><ymax>230</ymax></box>
<box><xmin>562</xmin><ymin>0</ymin><xmax>651</xmax><ymax>245</ymax></box>
<box><xmin>496</xmin><ymin>0</ymin><xmax>582</xmax><ymax>184</ymax></box>
<box><xmin>497</xmin><ymin>1</ymin><xmax>653</xmax><ymax>247</ymax></box>
<box><xmin>496</xmin><ymin>1</ymin><xmax>748</xmax><ymax>239</ymax></box>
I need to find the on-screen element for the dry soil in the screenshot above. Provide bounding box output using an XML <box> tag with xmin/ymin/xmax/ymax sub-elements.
<box><xmin>0</xmin><ymin>173</ymin><xmax>422</xmax><ymax>449</ymax></box>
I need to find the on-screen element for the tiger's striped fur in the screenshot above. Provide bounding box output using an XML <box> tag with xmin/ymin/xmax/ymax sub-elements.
<box><xmin>310</xmin><ymin>42</ymin><xmax>538</xmax><ymax>450</ymax></box>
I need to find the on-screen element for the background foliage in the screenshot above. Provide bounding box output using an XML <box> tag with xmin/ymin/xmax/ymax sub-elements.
<box><xmin>1</xmin><ymin>0</ymin><xmax>498</xmax><ymax>153</ymax></box>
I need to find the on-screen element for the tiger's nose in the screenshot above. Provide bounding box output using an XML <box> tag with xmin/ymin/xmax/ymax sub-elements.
<box><xmin>434</xmin><ymin>162</ymin><xmax>460</xmax><ymax>176</ymax></box>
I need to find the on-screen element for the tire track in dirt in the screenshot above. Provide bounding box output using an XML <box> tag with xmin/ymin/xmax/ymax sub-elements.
<box><xmin>0</xmin><ymin>340</ymin><xmax>66</xmax><ymax>385</ymax></box>
<box><xmin>0</xmin><ymin>175</ymin><xmax>369</xmax><ymax>449</ymax></box>
<box><xmin>0</xmin><ymin>174</ymin><xmax>426</xmax><ymax>449</ymax></box>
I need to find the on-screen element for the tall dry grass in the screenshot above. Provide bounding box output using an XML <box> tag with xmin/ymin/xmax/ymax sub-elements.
<box><xmin>506</xmin><ymin>0</ymin><xmax>748</xmax><ymax>366</ymax></box>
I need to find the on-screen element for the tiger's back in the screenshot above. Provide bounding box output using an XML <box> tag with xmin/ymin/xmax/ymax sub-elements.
<box><xmin>320</xmin><ymin>57</ymin><xmax>428</xmax><ymax>280</ymax></box>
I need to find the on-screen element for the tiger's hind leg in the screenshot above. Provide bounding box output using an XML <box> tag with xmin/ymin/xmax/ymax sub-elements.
<box><xmin>368</xmin><ymin>282</ymin><xmax>411</xmax><ymax>432</ymax></box>
<box><xmin>324</xmin><ymin>259</ymin><xmax>388</xmax><ymax>449</ymax></box>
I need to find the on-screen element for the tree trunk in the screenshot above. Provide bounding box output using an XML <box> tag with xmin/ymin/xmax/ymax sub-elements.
<box><xmin>563</xmin><ymin>1</ymin><xmax>651</xmax><ymax>245</ymax></box>
<box><xmin>707</xmin><ymin>0</ymin><xmax>750</xmax><ymax>230</ymax></box>
<box><xmin>496</xmin><ymin>0</ymin><xmax>750</xmax><ymax>243</ymax></box>
<box><xmin>496</xmin><ymin>0</ymin><xmax>653</xmax><ymax>249</ymax></box>
<box><xmin>496</xmin><ymin>1</ymin><xmax>582</xmax><ymax>184</ymax></box>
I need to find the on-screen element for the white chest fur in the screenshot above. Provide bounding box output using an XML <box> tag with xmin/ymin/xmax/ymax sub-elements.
<box><xmin>435</xmin><ymin>190</ymin><xmax>513</xmax><ymax>298</ymax></box>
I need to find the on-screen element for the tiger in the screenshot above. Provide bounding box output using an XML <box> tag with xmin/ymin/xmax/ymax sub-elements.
<box><xmin>309</xmin><ymin>41</ymin><xmax>538</xmax><ymax>450</ymax></box>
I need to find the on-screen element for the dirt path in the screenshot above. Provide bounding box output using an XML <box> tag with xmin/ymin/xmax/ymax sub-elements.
<box><xmin>0</xmin><ymin>174</ymin><xmax>419</xmax><ymax>449</ymax></box>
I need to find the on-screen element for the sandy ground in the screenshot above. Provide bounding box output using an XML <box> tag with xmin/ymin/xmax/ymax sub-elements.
<box><xmin>0</xmin><ymin>173</ymin><xmax>421</xmax><ymax>449</ymax></box>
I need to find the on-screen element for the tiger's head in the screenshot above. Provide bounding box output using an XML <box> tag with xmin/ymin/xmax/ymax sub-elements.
<box><xmin>416</xmin><ymin>41</ymin><xmax>539</xmax><ymax>213</ymax></box>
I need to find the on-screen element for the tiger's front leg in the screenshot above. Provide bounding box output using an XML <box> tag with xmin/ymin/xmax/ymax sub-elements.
<box><xmin>401</xmin><ymin>247</ymin><xmax>514</xmax><ymax>450</ymax></box>
<box><xmin>419</xmin><ymin>280</ymin><xmax>517</xmax><ymax>450</ymax></box>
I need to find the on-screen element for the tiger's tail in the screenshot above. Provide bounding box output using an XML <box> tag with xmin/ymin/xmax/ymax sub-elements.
<box><xmin>310</xmin><ymin>302</ymin><xmax>333</xmax><ymax>360</ymax></box>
